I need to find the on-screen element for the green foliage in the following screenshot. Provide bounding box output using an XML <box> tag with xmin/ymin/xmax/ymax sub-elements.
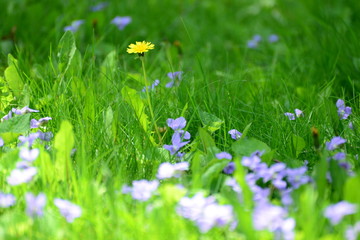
<box><xmin>0</xmin><ymin>114</ymin><xmax>30</xmax><ymax>134</ymax></box>
<box><xmin>54</xmin><ymin>120</ymin><xmax>75</xmax><ymax>182</ymax></box>
<box><xmin>0</xmin><ymin>0</ymin><xmax>360</xmax><ymax>238</ymax></box>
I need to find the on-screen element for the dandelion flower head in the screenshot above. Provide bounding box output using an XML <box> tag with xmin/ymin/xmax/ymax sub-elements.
<box><xmin>127</xmin><ymin>41</ymin><xmax>154</xmax><ymax>55</ymax></box>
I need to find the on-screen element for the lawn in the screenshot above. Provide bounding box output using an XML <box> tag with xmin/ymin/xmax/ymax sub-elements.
<box><xmin>1</xmin><ymin>0</ymin><xmax>360</xmax><ymax>239</ymax></box>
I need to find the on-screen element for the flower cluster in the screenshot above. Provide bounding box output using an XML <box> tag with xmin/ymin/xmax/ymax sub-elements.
<box><xmin>247</xmin><ymin>34</ymin><xmax>279</xmax><ymax>48</ymax></box>
<box><xmin>177</xmin><ymin>193</ymin><xmax>235</xmax><ymax>233</ymax></box>
<box><xmin>142</xmin><ymin>79</ymin><xmax>160</xmax><ymax>92</ymax></box>
<box><xmin>1</xmin><ymin>106</ymin><xmax>39</xmax><ymax>121</ymax></box>
<box><xmin>0</xmin><ymin>106</ymin><xmax>82</xmax><ymax>223</ymax></box>
<box><xmin>284</xmin><ymin>109</ymin><xmax>303</xmax><ymax>120</ymax></box>
<box><xmin>242</xmin><ymin>152</ymin><xmax>311</xmax><ymax>206</ymax></box>
<box><xmin>163</xmin><ymin>117</ymin><xmax>191</xmax><ymax>158</ymax></box>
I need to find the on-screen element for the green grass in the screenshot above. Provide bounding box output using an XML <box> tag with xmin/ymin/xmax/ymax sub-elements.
<box><xmin>1</xmin><ymin>0</ymin><xmax>360</xmax><ymax>239</ymax></box>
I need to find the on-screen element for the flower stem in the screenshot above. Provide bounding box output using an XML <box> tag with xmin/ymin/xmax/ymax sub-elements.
<box><xmin>140</xmin><ymin>57</ymin><xmax>162</xmax><ymax>145</ymax></box>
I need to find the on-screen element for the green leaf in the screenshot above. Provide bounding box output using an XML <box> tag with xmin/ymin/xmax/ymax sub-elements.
<box><xmin>344</xmin><ymin>176</ymin><xmax>360</xmax><ymax>203</ymax></box>
<box><xmin>291</xmin><ymin>134</ymin><xmax>306</xmax><ymax>158</ymax></box>
<box><xmin>0</xmin><ymin>114</ymin><xmax>30</xmax><ymax>134</ymax></box>
<box><xmin>57</xmin><ymin>31</ymin><xmax>76</xmax><ymax>74</ymax></box>
<box><xmin>54</xmin><ymin>120</ymin><xmax>74</xmax><ymax>182</ymax></box>
<box><xmin>241</xmin><ymin>122</ymin><xmax>252</xmax><ymax>139</ymax></box>
<box><xmin>121</xmin><ymin>86</ymin><xmax>153</xmax><ymax>143</ymax></box>
<box><xmin>232</xmin><ymin>137</ymin><xmax>272</xmax><ymax>160</ymax></box>
<box><xmin>4</xmin><ymin>54</ymin><xmax>24</xmax><ymax>98</ymax></box>
<box><xmin>201</xmin><ymin>159</ymin><xmax>228</xmax><ymax>189</ymax></box>
<box><xmin>199</xmin><ymin>110</ymin><xmax>223</xmax><ymax>133</ymax></box>
<box><xmin>198</xmin><ymin>127</ymin><xmax>217</xmax><ymax>153</ymax></box>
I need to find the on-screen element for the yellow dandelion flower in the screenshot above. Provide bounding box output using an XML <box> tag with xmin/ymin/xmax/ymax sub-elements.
<box><xmin>127</xmin><ymin>41</ymin><xmax>155</xmax><ymax>56</ymax></box>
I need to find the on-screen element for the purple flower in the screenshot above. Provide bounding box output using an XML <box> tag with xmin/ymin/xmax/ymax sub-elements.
<box><xmin>268</xmin><ymin>34</ymin><xmax>279</xmax><ymax>43</ymax></box>
<box><xmin>1</xmin><ymin>106</ymin><xmax>39</xmax><ymax>121</ymax></box>
<box><xmin>177</xmin><ymin>193</ymin><xmax>214</xmax><ymax>221</ymax></box>
<box><xmin>18</xmin><ymin>132</ymin><xmax>41</xmax><ymax>147</ymax></box>
<box><xmin>64</xmin><ymin>20</ymin><xmax>84</xmax><ymax>32</ymax></box>
<box><xmin>54</xmin><ymin>199</ymin><xmax>82</xmax><ymax>223</ymax></box>
<box><xmin>38</xmin><ymin>131</ymin><xmax>53</xmax><ymax>141</ymax></box>
<box><xmin>90</xmin><ymin>2</ymin><xmax>109</xmax><ymax>12</ymax></box>
<box><xmin>164</xmin><ymin>117</ymin><xmax>190</xmax><ymax>156</ymax></box>
<box><xmin>253</xmin><ymin>34</ymin><xmax>262</xmax><ymax>42</ymax></box>
<box><xmin>223</xmin><ymin>162</ymin><xmax>235</xmax><ymax>174</ymax></box>
<box><xmin>167</xmin><ymin>71</ymin><xmax>183</xmax><ymax>80</ymax></box>
<box><xmin>241</xmin><ymin>155</ymin><xmax>261</xmax><ymax>170</ymax></box>
<box><xmin>336</xmin><ymin>99</ymin><xmax>352</xmax><ymax>120</ymax></box>
<box><xmin>326</xmin><ymin>136</ymin><xmax>346</xmax><ymax>151</ymax></box>
<box><xmin>333</xmin><ymin>152</ymin><xmax>346</xmax><ymax>161</ymax></box>
<box><xmin>253</xmin><ymin>203</ymin><xmax>295</xmax><ymax>239</ymax></box>
<box><xmin>216</xmin><ymin>152</ymin><xmax>232</xmax><ymax>160</ymax></box>
<box><xmin>345</xmin><ymin>221</ymin><xmax>360</xmax><ymax>240</ymax></box>
<box><xmin>130</xmin><ymin>180</ymin><xmax>159</xmax><ymax>201</ymax></box>
<box><xmin>0</xmin><ymin>137</ymin><xmax>3</xmax><ymax>147</ymax></box>
<box><xmin>7</xmin><ymin>167</ymin><xmax>37</xmax><ymax>186</ymax></box>
<box><xmin>142</xmin><ymin>79</ymin><xmax>160</xmax><ymax>92</ymax></box>
<box><xmin>225</xmin><ymin>178</ymin><xmax>242</xmax><ymax>193</ymax></box>
<box><xmin>156</xmin><ymin>162</ymin><xmax>189</xmax><ymax>179</ymax></box>
<box><xmin>284</xmin><ymin>112</ymin><xmax>295</xmax><ymax>120</ymax></box>
<box><xmin>177</xmin><ymin>193</ymin><xmax>235</xmax><ymax>233</ymax></box>
<box><xmin>247</xmin><ymin>39</ymin><xmax>258</xmax><ymax>48</ymax></box>
<box><xmin>111</xmin><ymin>16</ymin><xmax>131</xmax><ymax>30</ymax></box>
<box><xmin>286</xmin><ymin>166</ymin><xmax>311</xmax><ymax>189</ymax></box>
<box><xmin>295</xmin><ymin>109</ymin><xmax>303</xmax><ymax>117</ymax></box>
<box><xmin>324</xmin><ymin>201</ymin><xmax>357</xmax><ymax>225</ymax></box>
<box><xmin>167</xmin><ymin>117</ymin><xmax>186</xmax><ymax>130</ymax></box>
<box><xmin>196</xmin><ymin>203</ymin><xmax>234</xmax><ymax>233</ymax></box>
<box><xmin>0</xmin><ymin>192</ymin><xmax>16</xmax><ymax>208</ymax></box>
<box><xmin>228</xmin><ymin>129</ymin><xmax>242</xmax><ymax>140</ymax></box>
<box><xmin>281</xmin><ymin>189</ymin><xmax>293</xmax><ymax>206</ymax></box>
<box><xmin>30</xmin><ymin>117</ymin><xmax>52</xmax><ymax>129</ymax></box>
<box><xmin>19</xmin><ymin>148</ymin><xmax>39</xmax><ymax>162</ymax></box>
<box><xmin>163</xmin><ymin>131</ymin><xmax>190</xmax><ymax>155</ymax></box>
<box><xmin>165</xmin><ymin>71</ymin><xmax>183</xmax><ymax>88</ymax></box>
<box><xmin>165</xmin><ymin>81</ymin><xmax>175</xmax><ymax>88</ymax></box>
<box><xmin>25</xmin><ymin>193</ymin><xmax>46</xmax><ymax>218</ymax></box>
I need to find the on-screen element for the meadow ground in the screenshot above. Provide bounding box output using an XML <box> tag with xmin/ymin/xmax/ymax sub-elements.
<box><xmin>1</xmin><ymin>0</ymin><xmax>360</xmax><ymax>239</ymax></box>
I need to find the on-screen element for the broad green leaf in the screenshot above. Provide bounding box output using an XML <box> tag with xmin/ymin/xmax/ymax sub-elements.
<box><xmin>4</xmin><ymin>54</ymin><xmax>24</xmax><ymax>98</ymax></box>
<box><xmin>121</xmin><ymin>86</ymin><xmax>149</xmax><ymax>133</ymax></box>
<box><xmin>201</xmin><ymin>159</ymin><xmax>228</xmax><ymax>189</ymax></box>
<box><xmin>344</xmin><ymin>176</ymin><xmax>360</xmax><ymax>203</ymax></box>
<box><xmin>38</xmin><ymin>148</ymin><xmax>55</xmax><ymax>184</ymax></box>
<box><xmin>57</xmin><ymin>31</ymin><xmax>76</xmax><ymax>74</ymax></box>
<box><xmin>314</xmin><ymin>151</ymin><xmax>329</xmax><ymax>202</ymax></box>
<box><xmin>191</xmin><ymin>151</ymin><xmax>203</xmax><ymax>190</ymax></box>
<box><xmin>199</xmin><ymin>110</ymin><xmax>223</xmax><ymax>133</ymax></box>
<box><xmin>0</xmin><ymin>114</ymin><xmax>30</xmax><ymax>134</ymax></box>
<box><xmin>291</xmin><ymin>134</ymin><xmax>306</xmax><ymax>158</ymax></box>
<box><xmin>0</xmin><ymin>76</ymin><xmax>14</xmax><ymax>111</ymax></box>
<box><xmin>232</xmin><ymin>137</ymin><xmax>272</xmax><ymax>158</ymax></box>
<box><xmin>54</xmin><ymin>120</ymin><xmax>74</xmax><ymax>182</ymax></box>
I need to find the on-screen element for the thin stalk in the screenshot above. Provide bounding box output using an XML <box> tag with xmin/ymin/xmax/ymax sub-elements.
<box><xmin>140</xmin><ymin>56</ymin><xmax>162</xmax><ymax>145</ymax></box>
